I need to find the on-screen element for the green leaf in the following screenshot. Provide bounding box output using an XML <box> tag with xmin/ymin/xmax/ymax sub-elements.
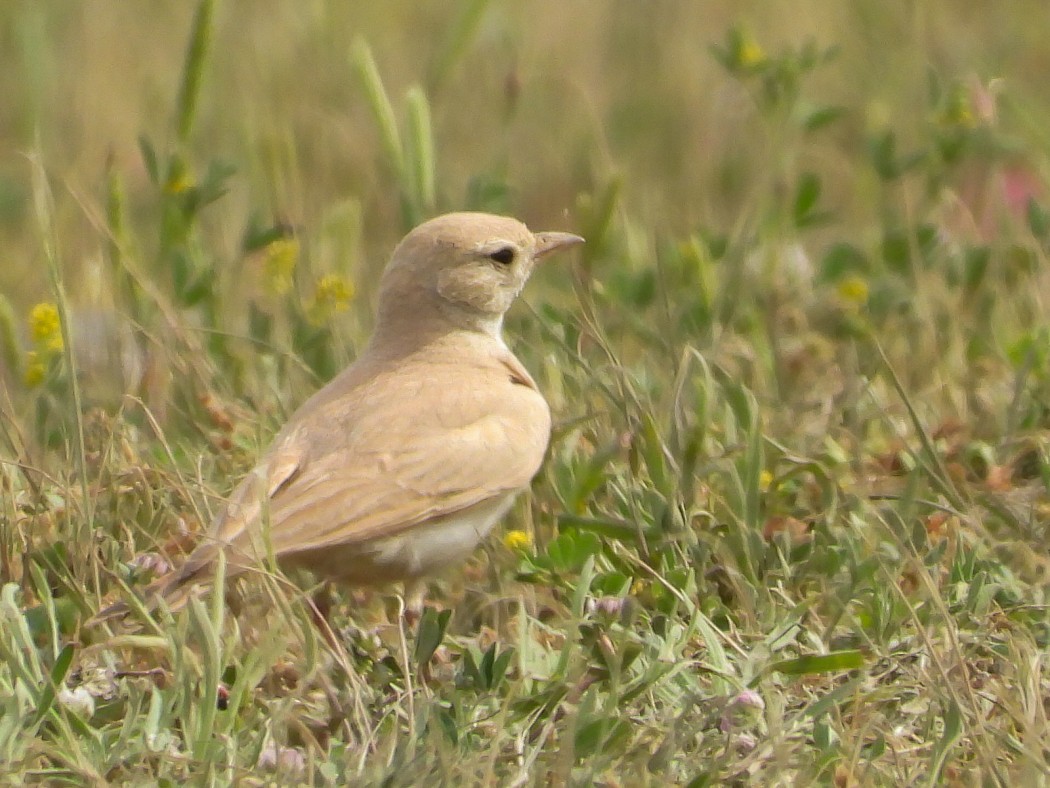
<box><xmin>248</xmin><ymin>301</ymin><xmax>274</xmax><ymax>344</ymax></box>
<box><xmin>685</xmin><ymin>774</ymin><xmax>716</xmax><ymax>788</ymax></box>
<box><xmin>414</xmin><ymin>607</ymin><xmax>452</xmax><ymax>667</ymax></box>
<box><xmin>545</xmin><ymin>531</ymin><xmax>601</xmax><ymax>572</ymax></box>
<box><xmin>460</xmin><ymin>646</ymin><xmax>482</xmax><ymax>688</ymax></box>
<box><xmin>819</xmin><ymin>243</ymin><xmax>869</xmax><ymax>283</ymax></box>
<box><xmin>579</xmin><ymin>174</ymin><xmax>623</xmax><ymax>260</ymax></box>
<box><xmin>801</xmin><ymin>104</ymin><xmax>845</xmax><ymax>132</ymax></box>
<box><xmin>185</xmin><ymin>159</ymin><xmax>236</xmax><ymax>215</ymax></box>
<box><xmin>574</xmin><ymin>715</ymin><xmax>631</xmax><ymax>759</ymax></box>
<box><xmin>928</xmin><ymin>699</ymin><xmax>963</xmax><ymax>786</ymax></box>
<box><xmin>476</xmin><ymin>642</ymin><xmax>513</xmax><ymax>691</ymax></box>
<box><xmin>28</xmin><ymin>540</ymin><xmax>69</xmax><ymax>583</ymax></box>
<box><xmin>1027</xmin><ymin>198</ymin><xmax>1049</xmax><ymax>241</ymax></box>
<box><xmin>489</xmin><ymin>646</ymin><xmax>514</xmax><ymax>689</ymax></box>
<box><xmin>435</xmin><ymin>704</ymin><xmax>459</xmax><ymax>746</ymax></box>
<box><xmin>694</xmin><ymin>611</ymin><xmax>732</xmax><ymax>695</ymax></box>
<box><xmin>182</xmin><ymin>271</ymin><xmax>215</xmax><ymax>308</ymax></box>
<box><xmin>556</xmin><ymin>514</ymin><xmax>645</xmax><ymax>543</ymax></box>
<box><xmin>770</xmin><ymin>650</ymin><xmax>865</xmax><ymax>675</ymax></box>
<box><xmin>639</xmin><ymin>413</ymin><xmax>670</xmax><ymax>497</ymax></box>
<box><xmin>465</xmin><ymin>172</ymin><xmax>511</xmax><ymax>213</ymax></box>
<box><xmin>962</xmin><ymin>245</ymin><xmax>990</xmax><ymax>295</ymax></box>
<box><xmin>868</xmin><ymin>130</ymin><xmax>897</xmax><ymax>179</ymax></box>
<box><xmin>292</xmin><ymin>318</ymin><xmax>335</xmax><ymax>380</ymax></box>
<box><xmin>24</xmin><ymin>597</ymin><xmax>80</xmax><ymax>642</ymax></box>
<box><xmin>793</xmin><ymin>171</ymin><xmax>822</xmax><ymax>225</ymax></box>
<box><xmin>881</xmin><ymin>231</ymin><xmax>909</xmax><ymax>271</ymax></box>
<box><xmin>568</xmin><ymin>440</ymin><xmax>620</xmax><ymax>513</ymax></box>
<box><xmin>868</xmin><ymin>130</ymin><xmax>925</xmax><ymax>180</ymax></box>
<box><xmin>32</xmin><ymin>643</ymin><xmax>75</xmax><ymax>725</ymax></box>
<box><xmin>138</xmin><ymin>135</ymin><xmax>159</xmax><ymax>184</ymax></box>
<box><xmin>609</xmin><ymin>268</ymin><xmax>656</xmax><ymax>308</ymax></box>
<box><xmin>242</xmin><ymin>216</ymin><xmax>294</xmax><ymax>253</ymax></box>
<box><xmin>170</xmin><ymin>248</ymin><xmax>192</xmax><ymax>295</ymax></box>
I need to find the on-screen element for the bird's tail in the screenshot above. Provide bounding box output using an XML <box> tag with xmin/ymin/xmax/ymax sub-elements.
<box><xmin>86</xmin><ymin>555</ymin><xmax>215</xmax><ymax>627</ymax></box>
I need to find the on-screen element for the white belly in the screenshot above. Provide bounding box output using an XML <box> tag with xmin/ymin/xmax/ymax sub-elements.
<box><xmin>366</xmin><ymin>492</ymin><xmax>517</xmax><ymax>578</ymax></box>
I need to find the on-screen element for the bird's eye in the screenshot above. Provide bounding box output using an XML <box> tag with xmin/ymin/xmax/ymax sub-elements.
<box><xmin>488</xmin><ymin>246</ymin><xmax>516</xmax><ymax>265</ymax></box>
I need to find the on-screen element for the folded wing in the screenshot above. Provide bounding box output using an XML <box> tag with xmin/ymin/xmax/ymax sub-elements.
<box><xmin>211</xmin><ymin>356</ymin><xmax>551</xmax><ymax>568</ymax></box>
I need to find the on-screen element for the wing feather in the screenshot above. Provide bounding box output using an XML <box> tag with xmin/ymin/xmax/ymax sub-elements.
<box><xmin>210</xmin><ymin>352</ymin><xmax>550</xmax><ymax>567</ymax></box>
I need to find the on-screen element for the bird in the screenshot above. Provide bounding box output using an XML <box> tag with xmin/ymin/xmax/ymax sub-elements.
<box><xmin>92</xmin><ymin>212</ymin><xmax>583</xmax><ymax>624</ymax></box>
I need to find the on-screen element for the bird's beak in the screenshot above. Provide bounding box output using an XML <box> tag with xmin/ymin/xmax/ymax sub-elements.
<box><xmin>533</xmin><ymin>231</ymin><xmax>585</xmax><ymax>260</ymax></box>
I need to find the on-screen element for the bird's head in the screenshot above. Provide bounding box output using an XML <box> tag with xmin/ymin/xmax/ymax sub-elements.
<box><xmin>376</xmin><ymin>212</ymin><xmax>583</xmax><ymax>336</ymax></box>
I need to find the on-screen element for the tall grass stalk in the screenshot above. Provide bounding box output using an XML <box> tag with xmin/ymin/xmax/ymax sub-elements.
<box><xmin>176</xmin><ymin>0</ymin><xmax>217</xmax><ymax>145</ymax></box>
<box><xmin>28</xmin><ymin>152</ymin><xmax>94</xmax><ymax>576</ymax></box>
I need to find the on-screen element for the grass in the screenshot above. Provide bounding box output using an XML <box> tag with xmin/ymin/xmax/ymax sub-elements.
<box><xmin>2</xmin><ymin>1</ymin><xmax>1050</xmax><ymax>784</ymax></box>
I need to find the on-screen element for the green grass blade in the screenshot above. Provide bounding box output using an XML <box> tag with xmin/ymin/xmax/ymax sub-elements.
<box><xmin>768</xmin><ymin>650</ymin><xmax>865</xmax><ymax>676</ymax></box>
<box><xmin>31</xmin><ymin>643</ymin><xmax>74</xmax><ymax>726</ymax></box>
<box><xmin>176</xmin><ymin>0</ymin><xmax>217</xmax><ymax>143</ymax></box>
<box><xmin>405</xmin><ymin>86</ymin><xmax>436</xmax><ymax>219</ymax></box>
<box><xmin>351</xmin><ymin>38</ymin><xmax>405</xmax><ymax>184</ymax></box>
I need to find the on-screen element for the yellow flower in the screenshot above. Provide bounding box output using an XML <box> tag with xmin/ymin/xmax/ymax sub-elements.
<box><xmin>29</xmin><ymin>302</ymin><xmax>63</xmax><ymax>353</ymax></box>
<box><xmin>503</xmin><ymin>530</ymin><xmax>533</xmax><ymax>551</ymax></box>
<box><xmin>263</xmin><ymin>237</ymin><xmax>300</xmax><ymax>296</ymax></box>
<box><xmin>23</xmin><ymin>350</ymin><xmax>45</xmax><ymax>387</ymax></box>
<box><xmin>758</xmin><ymin>469</ymin><xmax>775</xmax><ymax>492</ymax></box>
<box><xmin>836</xmin><ymin>275</ymin><xmax>869</xmax><ymax>307</ymax></box>
<box><xmin>165</xmin><ymin>172</ymin><xmax>193</xmax><ymax>194</ymax></box>
<box><xmin>164</xmin><ymin>160</ymin><xmax>194</xmax><ymax>194</ymax></box>
<box><xmin>738</xmin><ymin>38</ymin><xmax>766</xmax><ymax>69</ymax></box>
<box><xmin>307</xmin><ymin>274</ymin><xmax>355</xmax><ymax>324</ymax></box>
<box><xmin>938</xmin><ymin>89</ymin><xmax>977</xmax><ymax>129</ymax></box>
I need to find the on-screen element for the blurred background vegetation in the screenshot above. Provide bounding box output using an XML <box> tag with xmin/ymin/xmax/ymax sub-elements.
<box><xmin>3</xmin><ymin>0</ymin><xmax>1049</xmax><ymax>430</ymax></box>
<box><xmin>4</xmin><ymin>1</ymin><xmax>1050</xmax><ymax>782</ymax></box>
<box><xmin>3</xmin><ymin>0</ymin><xmax>1049</xmax><ymax>299</ymax></box>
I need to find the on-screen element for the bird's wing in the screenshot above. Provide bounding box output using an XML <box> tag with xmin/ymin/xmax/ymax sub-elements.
<box><xmin>212</xmin><ymin>357</ymin><xmax>550</xmax><ymax>564</ymax></box>
<box><xmin>158</xmin><ymin>442</ymin><xmax>306</xmax><ymax>585</ymax></box>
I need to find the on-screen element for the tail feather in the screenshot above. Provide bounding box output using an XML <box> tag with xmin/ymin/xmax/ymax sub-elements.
<box><xmin>86</xmin><ymin>559</ymin><xmax>213</xmax><ymax>627</ymax></box>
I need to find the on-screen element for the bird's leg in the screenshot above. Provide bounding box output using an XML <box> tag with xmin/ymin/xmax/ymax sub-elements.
<box><xmin>310</xmin><ymin>581</ymin><xmax>335</xmax><ymax>624</ymax></box>
<box><xmin>402</xmin><ymin>578</ymin><xmax>426</xmax><ymax>627</ymax></box>
<box><xmin>305</xmin><ymin>582</ymin><xmax>344</xmax><ymax>655</ymax></box>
